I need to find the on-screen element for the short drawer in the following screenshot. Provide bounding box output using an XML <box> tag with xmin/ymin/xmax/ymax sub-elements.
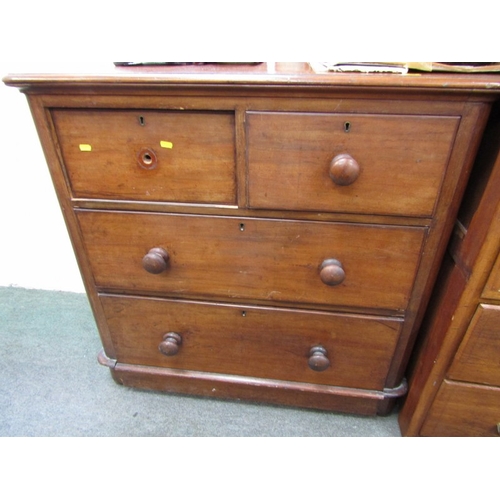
<box><xmin>78</xmin><ymin>210</ymin><xmax>426</xmax><ymax>311</ymax></box>
<box><xmin>420</xmin><ymin>380</ymin><xmax>500</xmax><ymax>436</ymax></box>
<box><xmin>448</xmin><ymin>304</ymin><xmax>500</xmax><ymax>387</ymax></box>
<box><xmin>100</xmin><ymin>294</ymin><xmax>403</xmax><ymax>390</ymax></box>
<box><xmin>52</xmin><ymin>109</ymin><xmax>236</xmax><ymax>204</ymax></box>
<box><xmin>247</xmin><ymin>111</ymin><xmax>459</xmax><ymax>216</ymax></box>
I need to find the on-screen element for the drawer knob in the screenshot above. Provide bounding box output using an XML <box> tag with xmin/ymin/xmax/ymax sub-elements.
<box><xmin>142</xmin><ymin>247</ymin><xmax>170</xmax><ymax>274</ymax></box>
<box><xmin>329</xmin><ymin>153</ymin><xmax>360</xmax><ymax>186</ymax></box>
<box><xmin>319</xmin><ymin>259</ymin><xmax>345</xmax><ymax>286</ymax></box>
<box><xmin>308</xmin><ymin>346</ymin><xmax>330</xmax><ymax>371</ymax></box>
<box><xmin>158</xmin><ymin>332</ymin><xmax>182</xmax><ymax>356</ymax></box>
<box><xmin>137</xmin><ymin>147</ymin><xmax>158</xmax><ymax>170</ymax></box>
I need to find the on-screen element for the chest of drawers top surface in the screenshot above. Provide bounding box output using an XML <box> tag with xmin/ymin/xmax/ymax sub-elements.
<box><xmin>5</xmin><ymin>62</ymin><xmax>500</xmax><ymax>89</ymax></box>
<box><xmin>6</xmin><ymin>63</ymin><xmax>500</xmax><ymax>417</ymax></box>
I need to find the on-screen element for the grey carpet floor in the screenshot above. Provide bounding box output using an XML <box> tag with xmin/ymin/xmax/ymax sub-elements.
<box><xmin>0</xmin><ymin>286</ymin><xmax>401</xmax><ymax>436</ymax></box>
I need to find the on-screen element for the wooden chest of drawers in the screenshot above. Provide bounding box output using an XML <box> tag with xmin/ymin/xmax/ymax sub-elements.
<box><xmin>5</xmin><ymin>63</ymin><xmax>500</xmax><ymax>416</ymax></box>
<box><xmin>400</xmin><ymin>102</ymin><xmax>500</xmax><ymax>435</ymax></box>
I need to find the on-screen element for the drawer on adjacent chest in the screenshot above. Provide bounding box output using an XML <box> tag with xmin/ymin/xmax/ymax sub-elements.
<box><xmin>420</xmin><ymin>380</ymin><xmax>500</xmax><ymax>437</ymax></box>
<box><xmin>77</xmin><ymin>210</ymin><xmax>426</xmax><ymax>311</ymax></box>
<box><xmin>247</xmin><ymin>112</ymin><xmax>459</xmax><ymax>216</ymax></box>
<box><xmin>100</xmin><ymin>294</ymin><xmax>403</xmax><ymax>390</ymax></box>
<box><xmin>448</xmin><ymin>304</ymin><xmax>500</xmax><ymax>387</ymax></box>
<box><xmin>483</xmin><ymin>252</ymin><xmax>500</xmax><ymax>301</ymax></box>
<box><xmin>51</xmin><ymin>109</ymin><xmax>236</xmax><ymax>204</ymax></box>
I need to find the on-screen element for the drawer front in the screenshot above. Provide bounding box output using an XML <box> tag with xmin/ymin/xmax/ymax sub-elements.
<box><xmin>78</xmin><ymin>210</ymin><xmax>425</xmax><ymax>311</ymax></box>
<box><xmin>52</xmin><ymin>109</ymin><xmax>236</xmax><ymax>204</ymax></box>
<box><xmin>100</xmin><ymin>294</ymin><xmax>403</xmax><ymax>390</ymax></box>
<box><xmin>421</xmin><ymin>380</ymin><xmax>500</xmax><ymax>436</ymax></box>
<box><xmin>247</xmin><ymin>112</ymin><xmax>459</xmax><ymax>216</ymax></box>
<box><xmin>448</xmin><ymin>304</ymin><xmax>500</xmax><ymax>387</ymax></box>
<box><xmin>483</xmin><ymin>251</ymin><xmax>500</xmax><ymax>301</ymax></box>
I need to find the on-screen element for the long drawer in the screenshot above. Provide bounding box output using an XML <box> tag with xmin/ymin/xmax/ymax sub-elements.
<box><xmin>247</xmin><ymin>111</ymin><xmax>459</xmax><ymax>217</ymax></box>
<box><xmin>100</xmin><ymin>294</ymin><xmax>403</xmax><ymax>390</ymax></box>
<box><xmin>52</xmin><ymin>109</ymin><xmax>236</xmax><ymax>204</ymax></box>
<box><xmin>78</xmin><ymin>210</ymin><xmax>426</xmax><ymax>311</ymax></box>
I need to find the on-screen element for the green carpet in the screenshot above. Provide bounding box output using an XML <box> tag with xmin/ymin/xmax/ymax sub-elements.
<box><xmin>0</xmin><ymin>286</ymin><xmax>401</xmax><ymax>436</ymax></box>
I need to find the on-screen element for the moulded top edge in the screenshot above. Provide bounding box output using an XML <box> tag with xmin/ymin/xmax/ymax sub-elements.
<box><xmin>3</xmin><ymin>62</ymin><xmax>500</xmax><ymax>93</ymax></box>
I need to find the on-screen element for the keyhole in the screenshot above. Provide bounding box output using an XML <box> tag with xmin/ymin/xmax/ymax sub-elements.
<box><xmin>239</xmin><ymin>223</ymin><xmax>245</xmax><ymax>231</ymax></box>
<box><xmin>139</xmin><ymin>116</ymin><xmax>145</xmax><ymax>126</ymax></box>
<box><xmin>143</xmin><ymin>153</ymin><xmax>152</xmax><ymax>165</ymax></box>
<box><xmin>344</xmin><ymin>121</ymin><xmax>351</xmax><ymax>133</ymax></box>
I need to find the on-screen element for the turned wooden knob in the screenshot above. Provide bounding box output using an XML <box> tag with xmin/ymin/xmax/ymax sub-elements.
<box><xmin>308</xmin><ymin>346</ymin><xmax>330</xmax><ymax>371</ymax></box>
<box><xmin>329</xmin><ymin>153</ymin><xmax>360</xmax><ymax>186</ymax></box>
<box><xmin>319</xmin><ymin>259</ymin><xmax>345</xmax><ymax>286</ymax></box>
<box><xmin>158</xmin><ymin>332</ymin><xmax>182</xmax><ymax>356</ymax></box>
<box><xmin>142</xmin><ymin>247</ymin><xmax>169</xmax><ymax>274</ymax></box>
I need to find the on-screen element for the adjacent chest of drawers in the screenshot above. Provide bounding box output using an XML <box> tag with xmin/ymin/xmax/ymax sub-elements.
<box><xmin>6</xmin><ymin>64</ymin><xmax>500</xmax><ymax>416</ymax></box>
<box><xmin>400</xmin><ymin>103</ymin><xmax>500</xmax><ymax>435</ymax></box>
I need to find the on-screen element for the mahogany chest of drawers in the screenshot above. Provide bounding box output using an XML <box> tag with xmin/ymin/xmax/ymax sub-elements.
<box><xmin>399</xmin><ymin>102</ymin><xmax>500</xmax><ymax>435</ymax></box>
<box><xmin>5</xmin><ymin>63</ymin><xmax>500</xmax><ymax>416</ymax></box>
